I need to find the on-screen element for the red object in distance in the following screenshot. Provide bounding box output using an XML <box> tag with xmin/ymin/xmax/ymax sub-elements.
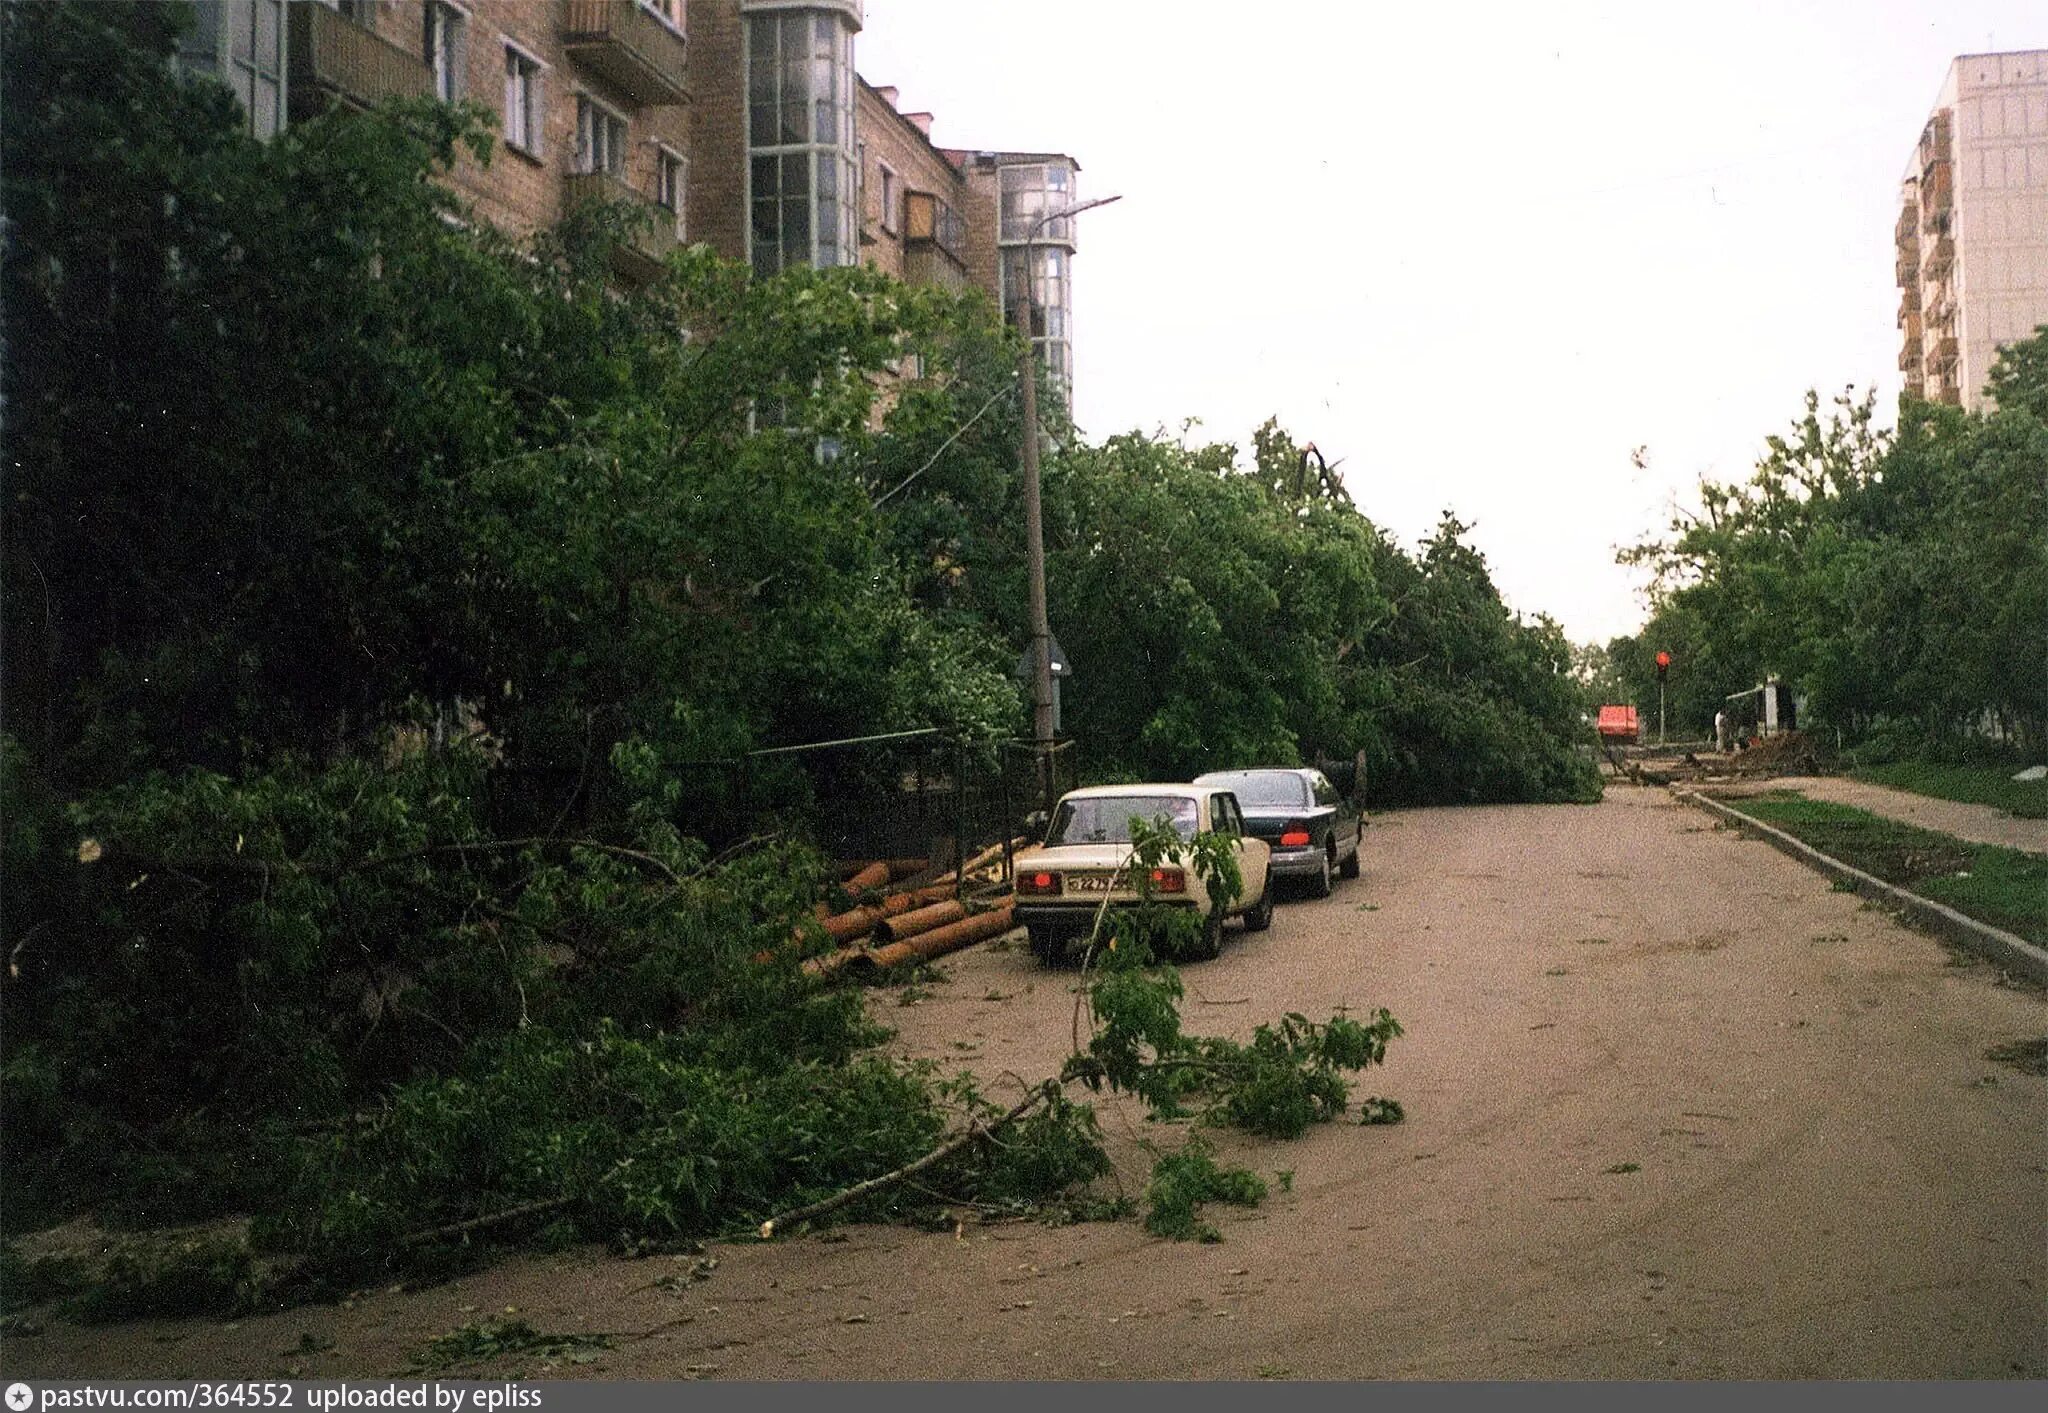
<box><xmin>1655</xmin><ymin>651</ymin><xmax>1671</xmax><ymax>668</ymax></box>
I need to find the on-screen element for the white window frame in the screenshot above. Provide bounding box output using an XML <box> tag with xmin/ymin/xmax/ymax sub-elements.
<box><xmin>423</xmin><ymin>0</ymin><xmax>469</xmax><ymax>104</ymax></box>
<box><xmin>574</xmin><ymin>92</ymin><xmax>630</xmax><ymax>177</ymax></box>
<box><xmin>502</xmin><ymin>41</ymin><xmax>547</xmax><ymax>160</ymax></box>
<box><xmin>655</xmin><ymin>143</ymin><xmax>688</xmax><ymax>239</ymax></box>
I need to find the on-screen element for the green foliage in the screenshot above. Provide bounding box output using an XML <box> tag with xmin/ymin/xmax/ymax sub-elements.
<box><xmin>1850</xmin><ymin>763</ymin><xmax>2048</xmax><ymax>820</ymax></box>
<box><xmin>1357</xmin><ymin>1096</ymin><xmax>1406</xmax><ymax>1126</ymax></box>
<box><xmin>1733</xmin><ymin>796</ymin><xmax>2048</xmax><ymax>946</ymax></box>
<box><xmin>994</xmin><ymin>425</ymin><xmax>1598</xmax><ymax>803</ymax></box>
<box><xmin>1142</xmin><ymin>1140</ymin><xmax>1268</xmax><ymax>1243</ymax></box>
<box><xmin>416</xmin><ymin>1319</ymin><xmax>612</xmax><ymax>1372</ymax></box>
<box><xmin>1617</xmin><ymin>365</ymin><xmax>2048</xmax><ymax>753</ymax></box>
<box><xmin>1060</xmin><ymin>823</ymin><xmax>1405</xmax><ymax>1136</ymax></box>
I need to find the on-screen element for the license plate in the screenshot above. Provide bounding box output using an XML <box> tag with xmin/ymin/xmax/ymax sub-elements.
<box><xmin>1065</xmin><ymin>872</ymin><xmax>1118</xmax><ymax>893</ymax></box>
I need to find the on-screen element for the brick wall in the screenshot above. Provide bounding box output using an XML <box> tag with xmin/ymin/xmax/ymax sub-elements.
<box><xmin>854</xmin><ymin>83</ymin><xmax>964</xmax><ymax>285</ymax></box>
<box><xmin>343</xmin><ymin>1</ymin><xmax>688</xmax><ymax>243</ymax></box>
<box><xmin>684</xmin><ymin>0</ymin><xmax>747</xmax><ymax>262</ymax></box>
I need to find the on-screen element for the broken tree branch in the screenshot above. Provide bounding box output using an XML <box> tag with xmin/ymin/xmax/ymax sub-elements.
<box><xmin>756</xmin><ymin>1080</ymin><xmax>1059</xmax><ymax>1237</ymax></box>
<box><xmin>396</xmin><ymin>1197</ymin><xmax>574</xmax><ymax>1249</ymax></box>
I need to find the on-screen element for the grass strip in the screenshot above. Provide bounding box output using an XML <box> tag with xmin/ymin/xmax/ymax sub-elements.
<box><xmin>1733</xmin><ymin>795</ymin><xmax>2048</xmax><ymax>947</ymax></box>
<box><xmin>1849</xmin><ymin>763</ymin><xmax>2048</xmax><ymax>820</ymax></box>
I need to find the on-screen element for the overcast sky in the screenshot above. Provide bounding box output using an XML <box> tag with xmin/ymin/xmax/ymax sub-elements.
<box><xmin>857</xmin><ymin>0</ymin><xmax>2045</xmax><ymax>645</ymax></box>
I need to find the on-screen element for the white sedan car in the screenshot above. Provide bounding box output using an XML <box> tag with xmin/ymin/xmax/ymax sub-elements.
<box><xmin>1011</xmin><ymin>784</ymin><xmax>1274</xmax><ymax>964</ymax></box>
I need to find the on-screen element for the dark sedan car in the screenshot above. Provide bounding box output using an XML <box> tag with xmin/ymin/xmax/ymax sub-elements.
<box><xmin>1191</xmin><ymin>767</ymin><xmax>1363</xmax><ymax>898</ymax></box>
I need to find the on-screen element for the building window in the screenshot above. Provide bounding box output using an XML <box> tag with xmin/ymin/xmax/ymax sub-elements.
<box><xmin>1001</xmin><ymin>244</ymin><xmax>1074</xmax><ymax>400</ymax></box>
<box><xmin>189</xmin><ymin>0</ymin><xmax>287</xmax><ymax>139</ymax></box>
<box><xmin>999</xmin><ymin>162</ymin><xmax>1075</xmax><ymax>243</ymax></box>
<box><xmin>657</xmin><ymin>146</ymin><xmax>688</xmax><ymax>238</ymax></box>
<box><xmin>745</xmin><ymin>7</ymin><xmax>858</xmax><ymax>276</ymax></box>
<box><xmin>639</xmin><ymin>0</ymin><xmax>685</xmax><ymax>30</ymax></box>
<box><xmin>575</xmin><ymin>95</ymin><xmax>628</xmax><ymax>176</ymax></box>
<box><xmin>503</xmin><ymin>45</ymin><xmax>545</xmax><ymax>158</ymax></box>
<box><xmin>879</xmin><ymin>164</ymin><xmax>899</xmax><ymax>234</ymax></box>
<box><xmin>423</xmin><ymin>2</ymin><xmax>467</xmax><ymax>103</ymax></box>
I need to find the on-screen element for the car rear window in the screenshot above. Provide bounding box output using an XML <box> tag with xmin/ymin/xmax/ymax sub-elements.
<box><xmin>1194</xmin><ymin>772</ymin><xmax>1310</xmax><ymax>808</ymax></box>
<box><xmin>1047</xmin><ymin>795</ymin><xmax>1199</xmax><ymax>844</ymax></box>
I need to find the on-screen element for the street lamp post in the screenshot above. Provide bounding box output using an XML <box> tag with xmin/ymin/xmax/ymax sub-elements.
<box><xmin>1016</xmin><ymin>192</ymin><xmax>1120</xmax><ymax>806</ymax></box>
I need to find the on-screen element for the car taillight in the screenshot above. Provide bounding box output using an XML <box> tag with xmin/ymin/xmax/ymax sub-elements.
<box><xmin>1279</xmin><ymin>823</ymin><xmax>1313</xmax><ymax>847</ymax></box>
<box><xmin>1149</xmin><ymin>867</ymin><xmax>1186</xmax><ymax>894</ymax></box>
<box><xmin>1018</xmin><ymin>870</ymin><xmax>1061</xmax><ymax>896</ymax></box>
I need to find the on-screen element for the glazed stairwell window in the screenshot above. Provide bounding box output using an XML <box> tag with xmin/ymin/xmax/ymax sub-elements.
<box><xmin>503</xmin><ymin>44</ymin><xmax>545</xmax><ymax>159</ymax></box>
<box><xmin>744</xmin><ymin>6</ymin><xmax>858</xmax><ymax>275</ymax></box>
<box><xmin>575</xmin><ymin>95</ymin><xmax>628</xmax><ymax>177</ymax></box>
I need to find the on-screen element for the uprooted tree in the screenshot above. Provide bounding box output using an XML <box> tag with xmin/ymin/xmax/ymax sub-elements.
<box><xmin>5</xmin><ymin>2</ymin><xmax>1612</xmax><ymax>1308</ymax></box>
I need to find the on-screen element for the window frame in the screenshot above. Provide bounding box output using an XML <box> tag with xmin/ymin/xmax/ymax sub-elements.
<box><xmin>878</xmin><ymin>163</ymin><xmax>899</xmax><ymax>235</ymax></box>
<box><xmin>502</xmin><ymin>41</ymin><xmax>548</xmax><ymax>160</ymax></box>
<box><xmin>655</xmin><ymin>142</ymin><xmax>688</xmax><ymax>238</ymax></box>
<box><xmin>423</xmin><ymin>0</ymin><xmax>469</xmax><ymax>105</ymax></box>
<box><xmin>574</xmin><ymin>91</ymin><xmax>630</xmax><ymax>177</ymax></box>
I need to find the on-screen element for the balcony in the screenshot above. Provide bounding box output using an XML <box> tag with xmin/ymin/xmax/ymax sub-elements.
<box><xmin>287</xmin><ymin>1</ymin><xmax>431</xmax><ymax>120</ymax></box>
<box><xmin>1918</xmin><ymin>111</ymin><xmax>1952</xmax><ymax>175</ymax></box>
<box><xmin>1895</xmin><ymin>205</ymin><xmax>1917</xmax><ymax>243</ymax></box>
<box><xmin>1898</xmin><ymin>288</ymin><xmax>1920</xmax><ymax>318</ymax></box>
<box><xmin>563</xmin><ymin>170</ymin><xmax>681</xmax><ymax>281</ymax></box>
<box><xmin>1931</xmin><ymin>334</ymin><xmax>1959</xmax><ymax>368</ymax></box>
<box><xmin>1900</xmin><ymin>313</ymin><xmax>1922</xmax><ymax>345</ymax></box>
<box><xmin>560</xmin><ymin>1</ymin><xmax>689</xmax><ymax>107</ymax></box>
<box><xmin>1924</xmin><ymin>235</ymin><xmax>1955</xmax><ymax>278</ymax></box>
<box><xmin>1896</xmin><ymin>253</ymin><xmax>1919</xmax><ymax>286</ymax></box>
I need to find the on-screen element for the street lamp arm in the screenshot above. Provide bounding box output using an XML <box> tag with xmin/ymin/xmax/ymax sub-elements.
<box><xmin>1025</xmin><ymin>193</ymin><xmax>1124</xmax><ymax>243</ymax></box>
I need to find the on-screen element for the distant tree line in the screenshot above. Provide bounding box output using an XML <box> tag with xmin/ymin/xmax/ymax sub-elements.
<box><xmin>1600</xmin><ymin>350</ymin><xmax>2047</xmax><ymax>757</ymax></box>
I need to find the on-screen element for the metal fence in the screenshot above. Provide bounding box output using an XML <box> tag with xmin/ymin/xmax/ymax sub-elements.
<box><xmin>670</xmin><ymin>731</ymin><xmax>1079</xmax><ymax>885</ymax></box>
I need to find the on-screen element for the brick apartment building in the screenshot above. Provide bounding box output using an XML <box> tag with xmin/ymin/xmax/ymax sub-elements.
<box><xmin>176</xmin><ymin>0</ymin><xmax>1088</xmax><ymax>398</ymax></box>
<box><xmin>1894</xmin><ymin>50</ymin><xmax>2048</xmax><ymax>411</ymax></box>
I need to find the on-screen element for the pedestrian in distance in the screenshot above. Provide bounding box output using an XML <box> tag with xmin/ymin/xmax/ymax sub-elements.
<box><xmin>1714</xmin><ymin>708</ymin><xmax>1730</xmax><ymax>753</ymax></box>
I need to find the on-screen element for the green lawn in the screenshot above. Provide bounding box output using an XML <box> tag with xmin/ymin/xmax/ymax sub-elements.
<box><xmin>1732</xmin><ymin>794</ymin><xmax>2048</xmax><ymax>947</ymax></box>
<box><xmin>1850</xmin><ymin>762</ymin><xmax>2048</xmax><ymax>819</ymax></box>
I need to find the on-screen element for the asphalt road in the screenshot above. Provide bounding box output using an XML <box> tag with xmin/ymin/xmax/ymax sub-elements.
<box><xmin>13</xmin><ymin>786</ymin><xmax>2045</xmax><ymax>1379</ymax></box>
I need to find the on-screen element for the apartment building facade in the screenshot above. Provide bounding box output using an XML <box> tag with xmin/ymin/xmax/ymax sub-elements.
<box><xmin>1894</xmin><ymin>49</ymin><xmax>2048</xmax><ymax>411</ymax></box>
<box><xmin>177</xmin><ymin>1</ymin><xmax>1088</xmax><ymax>398</ymax></box>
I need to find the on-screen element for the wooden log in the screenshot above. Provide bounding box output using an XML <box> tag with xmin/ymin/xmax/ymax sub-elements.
<box><xmin>855</xmin><ymin>904</ymin><xmax>1016</xmax><ymax>972</ymax></box>
<box><xmin>816</xmin><ymin>884</ymin><xmax>956</xmax><ymax>944</ymax></box>
<box><xmin>872</xmin><ymin>899</ymin><xmax>966</xmax><ymax>943</ymax></box>
<box><xmin>883</xmin><ymin>857</ymin><xmax>931</xmax><ymax>881</ymax></box>
<box><xmin>842</xmin><ymin>860</ymin><xmax>891</xmax><ymax>894</ymax></box>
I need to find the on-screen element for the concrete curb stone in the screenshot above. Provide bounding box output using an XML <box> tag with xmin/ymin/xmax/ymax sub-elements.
<box><xmin>1673</xmin><ymin>787</ymin><xmax>2048</xmax><ymax>987</ymax></box>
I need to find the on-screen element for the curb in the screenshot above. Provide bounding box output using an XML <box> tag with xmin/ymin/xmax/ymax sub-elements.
<box><xmin>1673</xmin><ymin>788</ymin><xmax>2048</xmax><ymax>987</ymax></box>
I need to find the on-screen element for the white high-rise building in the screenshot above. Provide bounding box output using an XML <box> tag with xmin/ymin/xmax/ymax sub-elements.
<box><xmin>1894</xmin><ymin>50</ymin><xmax>2048</xmax><ymax>412</ymax></box>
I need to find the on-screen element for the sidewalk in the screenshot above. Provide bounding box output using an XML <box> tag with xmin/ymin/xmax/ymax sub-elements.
<box><xmin>1712</xmin><ymin>774</ymin><xmax>2048</xmax><ymax>857</ymax></box>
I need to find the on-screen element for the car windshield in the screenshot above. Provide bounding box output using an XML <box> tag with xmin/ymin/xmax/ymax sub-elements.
<box><xmin>1196</xmin><ymin>772</ymin><xmax>1309</xmax><ymax>808</ymax></box>
<box><xmin>1046</xmin><ymin>795</ymin><xmax>1199</xmax><ymax>844</ymax></box>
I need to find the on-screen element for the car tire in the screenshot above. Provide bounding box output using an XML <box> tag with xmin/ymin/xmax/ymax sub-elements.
<box><xmin>1307</xmin><ymin>845</ymin><xmax>1334</xmax><ymax>899</ymax></box>
<box><xmin>1339</xmin><ymin>844</ymin><xmax>1361</xmax><ymax>880</ymax></box>
<box><xmin>1191</xmin><ymin>908</ymin><xmax>1225</xmax><ymax>960</ymax></box>
<box><xmin>1243</xmin><ymin>870</ymin><xmax>1274</xmax><ymax>932</ymax></box>
<box><xmin>1027</xmin><ymin>926</ymin><xmax>1060</xmax><ymax>967</ymax></box>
